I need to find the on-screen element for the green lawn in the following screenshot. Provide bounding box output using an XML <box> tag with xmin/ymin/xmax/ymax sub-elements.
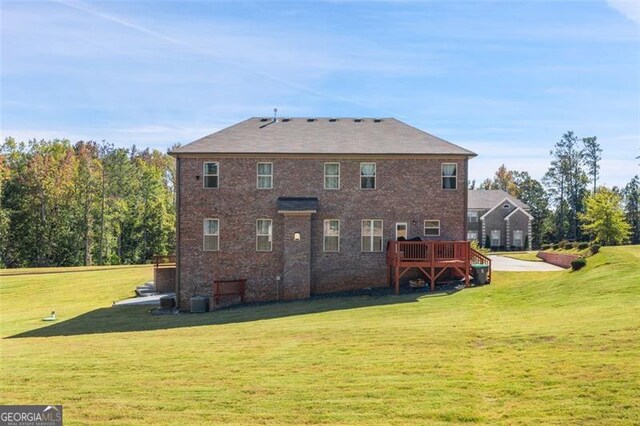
<box><xmin>498</xmin><ymin>251</ymin><xmax>543</xmax><ymax>262</ymax></box>
<box><xmin>1</xmin><ymin>247</ymin><xmax>639</xmax><ymax>425</ymax></box>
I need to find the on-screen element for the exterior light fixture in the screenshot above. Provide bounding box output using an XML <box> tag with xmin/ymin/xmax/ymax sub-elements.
<box><xmin>293</xmin><ymin>232</ymin><xmax>301</xmax><ymax>241</ymax></box>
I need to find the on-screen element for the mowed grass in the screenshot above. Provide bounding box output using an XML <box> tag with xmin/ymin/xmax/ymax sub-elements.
<box><xmin>1</xmin><ymin>247</ymin><xmax>639</xmax><ymax>425</ymax></box>
<box><xmin>498</xmin><ymin>251</ymin><xmax>543</xmax><ymax>262</ymax></box>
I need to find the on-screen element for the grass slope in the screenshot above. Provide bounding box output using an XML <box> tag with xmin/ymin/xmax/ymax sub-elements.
<box><xmin>498</xmin><ymin>251</ymin><xmax>542</xmax><ymax>262</ymax></box>
<box><xmin>1</xmin><ymin>248</ymin><xmax>639</xmax><ymax>425</ymax></box>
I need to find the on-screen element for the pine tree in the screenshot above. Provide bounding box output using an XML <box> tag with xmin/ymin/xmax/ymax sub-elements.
<box><xmin>623</xmin><ymin>176</ymin><xmax>640</xmax><ymax>244</ymax></box>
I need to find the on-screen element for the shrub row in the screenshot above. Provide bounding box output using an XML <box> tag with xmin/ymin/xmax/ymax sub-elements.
<box><xmin>540</xmin><ymin>242</ymin><xmax>600</xmax><ymax>253</ymax></box>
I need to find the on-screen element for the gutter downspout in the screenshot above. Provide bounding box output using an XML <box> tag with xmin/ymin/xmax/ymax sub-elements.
<box><xmin>175</xmin><ymin>156</ymin><xmax>181</xmax><ymax>309</ymax></box>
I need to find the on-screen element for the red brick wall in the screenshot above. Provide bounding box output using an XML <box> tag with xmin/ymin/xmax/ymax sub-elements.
<box><xmin>176</xmin><ymin>156</ymin><xmax>468</xmax><ymax>308</ymax></box>
<box><xmin>536</xmin><ymin>251</ymin><xmax>580</xmax><ymax>268</ymax></box>
<box><xmin>154</xmin><ymin>266</ymin><xmax>176</xmax><ymax>293</ymax></box>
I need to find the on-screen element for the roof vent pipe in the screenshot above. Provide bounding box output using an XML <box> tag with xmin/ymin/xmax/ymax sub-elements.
<box><xmin>273</xmin><ymin>108</ymin><xmax>278</xmax><ymax>123</ymax></box>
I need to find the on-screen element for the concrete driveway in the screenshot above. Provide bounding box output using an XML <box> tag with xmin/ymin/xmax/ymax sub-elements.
<box><xmin>489</xmin><ymin>255</ymin><xmax>565</xmax><ymax>272</ymax></box>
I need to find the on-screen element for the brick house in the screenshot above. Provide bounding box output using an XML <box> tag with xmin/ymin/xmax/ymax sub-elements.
<box><xmin>169</xmin><ymin>117</ymin><xmax>478</xmax><ymax>309</ymax></box>
<box><xmin>467</xmin><ymin>190</ymin><xmax>532</xmax><ymax>250</ymax></box>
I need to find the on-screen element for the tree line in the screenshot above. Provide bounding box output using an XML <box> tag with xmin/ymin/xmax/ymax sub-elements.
<box><xmin>471</xmin><ymin>131</ymin><xmax>639</xmax><ymax>248</ymax></box>
<box><xmin>1</xmin><ymin>132</ymin><xmax>637</xmax><ymax>268</ymax></box>
<box><xmin>0</xmin><ymin>138</ymin><xmax>176</xmax><ymax>268</ymax></box>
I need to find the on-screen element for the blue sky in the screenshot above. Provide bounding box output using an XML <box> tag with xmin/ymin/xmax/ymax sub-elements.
<box><xmin>1</xmin><ymin>0</ymin><xmax>639</xmax><ymax>187</ymax></box>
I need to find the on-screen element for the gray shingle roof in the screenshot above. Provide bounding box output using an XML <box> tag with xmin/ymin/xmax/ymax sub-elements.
<box><xmin>170</xmin><ymin>117</ymin><xmax>476</xmax><ymax>156</ymax></box>
<box><xmin>468</xmin><ymin>190</ymin><xmax>529</xmax><ymax>210</ymax></box>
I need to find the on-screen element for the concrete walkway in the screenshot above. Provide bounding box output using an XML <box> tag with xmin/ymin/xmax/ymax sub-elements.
<box><xmin>114</xmin><ymin>292</ymin><xmax>175</xmax><ymax>306</ymax></box>
<box><xmin>489</xmin><ymin>255</ymin><xmax>565</xmax><ymax>272</ymax></box>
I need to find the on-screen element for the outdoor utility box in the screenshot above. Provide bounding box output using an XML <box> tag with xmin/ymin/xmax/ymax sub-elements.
<box><xmin>190</xmin><ymin>296</ymin><xmax>209</xmax><ymax>313</ymax></box>
<box><xmin>472</xmin><ymin>265</ymin><xmax>489</xmax><ymax>285</ymax></box>
<box><xmin>160</xmin><ymin>295</ymin><xmax>176</xmax><ymax>309</ymax></box>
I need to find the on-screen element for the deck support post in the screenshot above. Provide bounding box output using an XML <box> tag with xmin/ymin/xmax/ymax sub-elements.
<box><xmin>465</xmin><ymin>242</ymin><xmax>470</xmax><ymax>288</ymax></box>
<box><xmin>394</xmin><ymin>266</ymin><xmax>400</xmax><ymax>295</ymax></box>
<box><xmin>430</xmin><ymin>266</ymin><xmax>435</xmax><ymax>292</ymax></box>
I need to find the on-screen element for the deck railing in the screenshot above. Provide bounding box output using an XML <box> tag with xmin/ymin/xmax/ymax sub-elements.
<box><xmin>387</xmin><ymin>240</ymin><xmax>471</xmax><ymax>265</ymax></box>
<box><xmin>154</xmin><ymin>254</ymin><xmax>176</xmax><ymax>268</ymax></box>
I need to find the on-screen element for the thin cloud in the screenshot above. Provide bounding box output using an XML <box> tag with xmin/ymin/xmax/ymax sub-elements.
<box><xmin>607</xmin><ymin>0</ymin><xmax>640</xmax><ymax>24</ymax></box>
<box><xmin>54</xmin><ymin>0</ymin><xmax>408</xmax><ymax>119</ymax></box>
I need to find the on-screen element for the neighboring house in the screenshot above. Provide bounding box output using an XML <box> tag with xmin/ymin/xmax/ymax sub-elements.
<box><xmin>169</xmin><ymin>117</ymin><xmax>477</xmax><ymax>309</ymax></box>
<box><xmin>467</xmin><ymin>190</ymin><xmax>533</xmax><ymax>250</ymax></box>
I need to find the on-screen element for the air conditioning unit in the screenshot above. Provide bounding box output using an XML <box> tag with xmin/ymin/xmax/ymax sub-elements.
<box><xmin>190</xmin><ymin>296</ymin><xmax>209</xmax><ymax>313</ymax></box>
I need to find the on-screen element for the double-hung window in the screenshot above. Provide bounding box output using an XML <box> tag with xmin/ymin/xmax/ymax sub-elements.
<box><xmin>256</xmin><ymin>219</ymin><xmax>272</xmax><ymax>251</ymax></box>
<box><xmin>203</xmin><ymin>162</ymin><xmax>219</xmax><ymax>188</ymax></box>
<box><xmin>361</xmin><ymin>219</ymin><xmax>383</xmax><ymax>252</ymax></box>
<box><xmin>491</xmin><ymin>230</ymin><xmax>501</xmax><ymax>247</ymax></box>
<box><xmin>324</xmin><ymin>163</ymin><xmax>340</xmax><ymax>189</ymax></box>
<box><xmin>467</xmin><ymin>230</ymin><xmax>478</xmax><ymax>241</ymax></box>
<box><xmin>442</xmin><ymin>163</ymin><xmax>457</xmax><ymax>190</ymax></box>
<box><xmin>360</xmin><ymin>163</ymin><xmax>376</xmax><ymax>189</ymax></box>
<box><xmin>467</xmin><ymin>211</ymin><xmax>478</xmax><ymax>222</ymax></box>
<box><xmin>203</xmin><ymin>219</ymin><xmax>219</xmax><ymax>251</ymax></box>
<box><xmin>257</xmin><ymin>162</ymin><xmax>273</xmax><ymax>189</ymax></box>
<box><xmin>513</xmin><ymin>230</ymin><xmax>524</xmax><ymax>248</ymax></box>
<box><xmin>323</xmin><ymin>219</ymin><xmax>340</xmax><ymax>252</ymax></box>
<box><xmin>424</xmin><ymin>220</ymin><xmax>440</xmax><ymax>236</ymax></box>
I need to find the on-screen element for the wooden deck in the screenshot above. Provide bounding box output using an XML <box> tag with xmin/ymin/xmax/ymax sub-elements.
<box><xmin>386</xmin><ymin>241</ymin><xmax>491</xmax><ymax>294</ymax></box>
<box><xmin>153</xmin><ymin>254</ymin><xmax>176</xmax><ymax>268</ymax></box>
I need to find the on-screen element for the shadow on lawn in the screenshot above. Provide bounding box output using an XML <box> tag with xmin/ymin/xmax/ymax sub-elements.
<box><xmin>7</xmin><ymin>285</ymin><xmax>469</xmax><ymax>339</ymax></box>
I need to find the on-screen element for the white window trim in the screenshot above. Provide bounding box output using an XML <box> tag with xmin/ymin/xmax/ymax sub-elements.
<box><xmin>467</xmin><ymin>230</ymin><xmax>478</xmax><ymax>241</ymax></box>
<box><xmin>256</xmin><ymin>162</ymin><xmax>273</xmax><ymax>189</ymax></box>
<box><xmin>513</xmin><ymin>230</ymin><xmax>524</xmax><ymax>247</ymax></box>
<box><xmin>256</xmin><ymin>218</ymin><xmax>273</xmax><ymax>251</ymax></box>
<box><xmin>395</xmin><ymin>222</ymin><xmax>408</xmax><ymax>240</ymax></box>
<box><xmin>491</xmin><ymin>230</ymin><xmax>501</xmax><ymax>246</ymax></box>
<box><xmin>203</xmin><ymin>162</ymin><xmax>219</xmax><ymax>189</ymax></box>
<box><xmin>203</xmin><ymin>218</ymin><xmax>219</xmax><ymax>251</ymax></box>
<box><xmin>360</xmin><ymin>162</ymin><xmax>377</xmax><ymax>190</ymax></box>
<box><xmin>441</xmin><ymin>163</ymin><xmax>457</xmax><ymax>190</ymax></box>
<box><xmin>361</xmin><ymin>219</ymin><xmax>383</xmax><ymax>252</ymax></box>
<box><xmin>323</xmin><ymin>219</ymin><xmax>340</xmax><ymax>252</ymax></box>
<box><xmin>424</xmin><ymin>220</ymin><xmax>441</xmax><ymax>236</ymax></box>
<box><xmin>467</xmin><ymin>211</ymin><xmax>478</xmax><ymax>222</ymax></box>
<box><xmin>324</xmin><ymin>162</ymin><xmax>340</xmax><ymax>190</ymax></box>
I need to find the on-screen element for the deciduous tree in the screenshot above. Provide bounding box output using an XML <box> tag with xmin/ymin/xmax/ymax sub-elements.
<box><xmin>580</xmin><ymin>187</ymin><xmax>631</xmax><ymax>246</ymax></box>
